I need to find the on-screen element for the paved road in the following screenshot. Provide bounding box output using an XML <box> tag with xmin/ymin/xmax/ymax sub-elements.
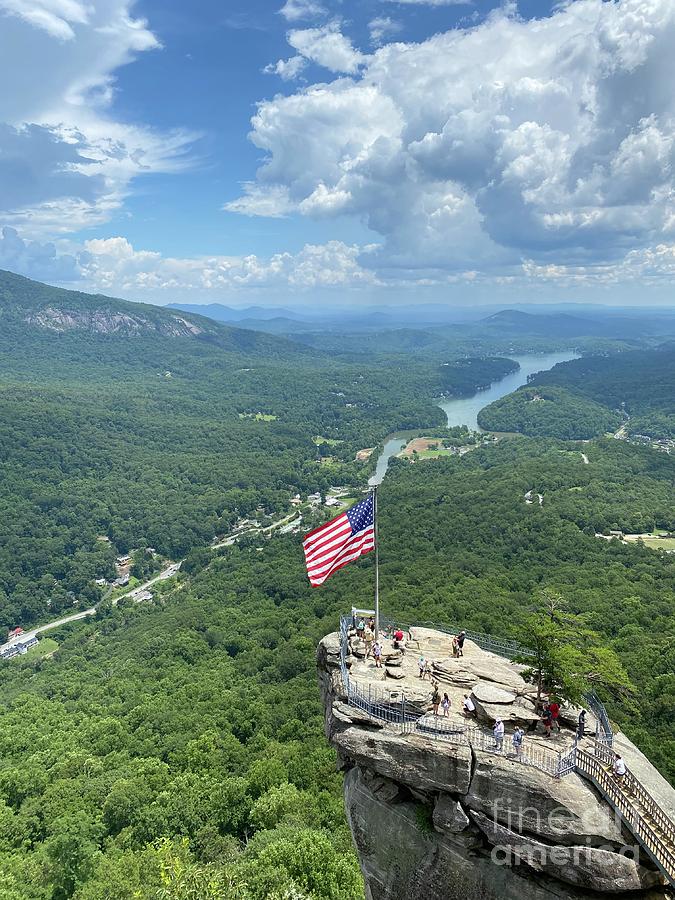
<box><xmin>4</xmin><ymin>507</ymin><xmax>300</xmax><ymax>654</ymax></box>
<box><xmin>211</xmin><ymin>510</ymin><xmax>300</xmax><ymax>549</ymax></box>
<box><xmin>4</xmin><ymin>510</ymin><xmax>295</xmax><ymax>653</ymax></box>
<box><xmin>0</xmin><ymin>562</ymin><xmax>183</xmax><ymax>655</ymax></box>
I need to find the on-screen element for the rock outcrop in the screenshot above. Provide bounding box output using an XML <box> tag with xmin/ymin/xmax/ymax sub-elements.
<box><xmin>24</xmin><ymin>307</ymin><xmax>204</xmax><ymax>337</ymax></box>
<box><xmin>318</xmin><ymin>630</ymin><xmax>673</xmax><ymax>900</ymax></box>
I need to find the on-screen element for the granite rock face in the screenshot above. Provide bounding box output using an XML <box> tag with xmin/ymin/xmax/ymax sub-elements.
<box><xmin>318</xmin><ymin>632</ymin><xmax>671</xmax><ymax>900</ymax></box>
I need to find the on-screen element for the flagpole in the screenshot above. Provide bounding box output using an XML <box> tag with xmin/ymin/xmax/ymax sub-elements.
<box><xmin>372</xmin><ymin>484</ymin><xmax>379</xmax><ymax>641</ymax></box>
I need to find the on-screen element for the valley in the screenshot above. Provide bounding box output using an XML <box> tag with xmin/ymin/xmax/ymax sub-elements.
<box><xmin>0</xmin><ymin>273</ymin><xmax>673</xmax><ymax>900</ymax></box>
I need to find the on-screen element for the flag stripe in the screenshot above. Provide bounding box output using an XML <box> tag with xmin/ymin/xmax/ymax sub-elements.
<box><xmin>309</xmin><ymin>545</ymin><xmax>374</xmax><ymax>586</ymax></box>
<box><xmin>302</xmin><ymin>493</ymin><xmax>375</xmax><ymax>586</ymax></box>
<box><xmin>306</xmin><ymin>526</ymin><xmax>374</xmax><ymax>577</ymax></box>
<box><xmin>308</xmin><ymin>532</ymin><xmax>375</xmax><ymax>585</ymax></box>
<box><xmin>304</xmin><ymin>527</ymin><xmax>355</xmax><ymax>566</ymax></box>
<box><xmin>303</xmin><ymin>518</ymin><xmax>351</xmax><ymax>561</ymax></box>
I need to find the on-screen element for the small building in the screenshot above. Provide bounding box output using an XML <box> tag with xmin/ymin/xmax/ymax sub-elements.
<box><xmin>94</xmin><ymin>578</ymin><xmax>107</xmax><ymax>587</ymax></box>
<box><xmin>116</xmin><ymin>555</ymin><xmax>132</xmax><ymax>566</ymax></box>
<box><xmin>115</xmin><ymin>573</ymin><xmax>130</xmax><ymax>587</ymax></box>
<box><xmin>7</xmin><ymin>627</ymin><xmax>23</xmax><ymax>639</ymax></box>
<box><xmin>133</xmin><ymin>590</ymin><xmax>153</xmax><ymax>602</ymax></box>
<box><xmin>17</xmin><ymin>636</ymin><xmax>38</xmax><ymax>654</ymax></box>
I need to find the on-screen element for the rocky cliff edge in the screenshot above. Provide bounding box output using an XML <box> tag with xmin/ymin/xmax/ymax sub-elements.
<box><xmin>318</xmin><ymin>629</ymin><xmax>673</xmax><ymax>900</ymax></box>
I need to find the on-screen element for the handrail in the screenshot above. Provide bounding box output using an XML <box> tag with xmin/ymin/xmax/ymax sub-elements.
<box><xmin>336</xmin><ymin>613</ymin><xmax>674</xmax><ymax>888</ymax></box>
<box><xmin>339</xmin><ymin>615</ymin><xmax>563</xmax><ymax>778</ymax></box>
<box><xmin>576</xmin><ymin>746</ymin><xmax>675</xmax><ymax>886</ymax></box>
<box><xmin>347</xmin><ymin>614</ymin><xmax>613</xmax><ymax>732</ymax></box>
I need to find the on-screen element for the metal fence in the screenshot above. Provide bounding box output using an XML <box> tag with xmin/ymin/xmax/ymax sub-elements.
<box><xmin>576</xmin><ymin>745</ymin><xmax>675</xmax><ymax>886</ymax></box>
<box><xmin>585</xmin><ymin>689</ymin><xmax>614</xmax><ymax>747</ymax></box>
<box><xmin>336</xmin><ymin>613</ymin><xmax>674</xmax><ymax>886</ymax></box>
<box><xmin>338</xmin><ymin>614</ymin><xmax>565</xmax><ymax>777</ymax></box>
<box><xmin>341</xmin><ymin>613</ymin><xmax>613</xmax><ymax>742</ymax></box>
<box><xmin>378</xmin><ymin>616</ymin><xmax>534</xmax><ymax>660</ymax></box>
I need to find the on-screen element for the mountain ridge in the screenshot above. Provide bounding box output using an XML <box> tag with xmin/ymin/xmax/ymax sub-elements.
<box><xmin>0</xmin><ymin>268</ymin><xmax>319</xmax><ymax>358</ymax></box>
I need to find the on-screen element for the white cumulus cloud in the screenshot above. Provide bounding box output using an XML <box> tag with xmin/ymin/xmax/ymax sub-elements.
<box><xmin>278</xmin><ymin>0</ymin><xmax>326</xmax><ymax>23</ymax></box>
<box><xmin>76</xmin><ymin>236</ymin><xmax>381</xmax><ymax>296</ymax></box>
<box><xmin>232</xmin><ymin>0</ymin><xmax>675</xmax><ymax>278</ymax></box>
<box><xmin>0</xmin><ymin>0</ymin><xmax>195</xmax><ymax>235</ymax></box>
<box><xmin>287</xmin><ymin>23</ymin><xmax>366</xmax><ymax>74</ymax></box>
<box><xmin>369</xmin><ymin>16</ymin><xmax>402</xmax><ymax>46</ymax></box>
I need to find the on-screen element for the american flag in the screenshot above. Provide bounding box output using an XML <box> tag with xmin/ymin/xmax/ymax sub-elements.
<box><xmin>303</xmin><ymin>493</ymin><xmax>375</xmax><ymax>586</ymax></box>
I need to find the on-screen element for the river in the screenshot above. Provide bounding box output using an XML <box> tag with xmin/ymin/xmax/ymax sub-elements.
<box><xmin>369</xmin><ymin>351</ymin><xmax>579</xmax><ymax>486</ymax></box>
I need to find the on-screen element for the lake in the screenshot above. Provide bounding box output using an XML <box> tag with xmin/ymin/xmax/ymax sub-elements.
<box><xmin>369</xmin><ymin>351</ymin><xmax>579</xmax><ymax>486</ymax></box>
<box><xmin>438</xmin><ymin>351</ymin><xmax>580</xmax><ymax>430</ymax></box>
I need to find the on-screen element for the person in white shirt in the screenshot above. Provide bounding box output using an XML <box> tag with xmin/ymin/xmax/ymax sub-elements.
<box><xmin>612</xmin><ymin>753</ymin><xmax>627</xmax><ymax>780</ymax></box>
<box><xmin>462</xmin><ymin>694</ymin><xmax>476</xmax><ymax>718</ymax></box>
<box><xmin>493</xmin><ymin>718</ymin><xmax>505</xmax><ymax>750</ymax></box>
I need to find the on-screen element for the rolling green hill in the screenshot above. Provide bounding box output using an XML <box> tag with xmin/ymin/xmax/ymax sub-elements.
<box><xmin>1</xmin><ymin>271</ymin><xmax>517</xmax><ymax>630</ymax></box>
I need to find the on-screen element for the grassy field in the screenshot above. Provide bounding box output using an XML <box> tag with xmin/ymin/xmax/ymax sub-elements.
<box><xmin>414</xmin><ymin>448</ymin><xmax>456</xmax><ymax>459</ymax></box>
<box><xmin>624</xmin><ymin>532</ymin><xmax>675</xmax><ymax>552</ymax></box>
<box><xmin>313</xmin><ymin>435</ymin><xmax>344</xmax><ymax>446</ymax></box>
<box><xmin>238</xmin><ymin>412</ymin><xmax>278</xmax><ymax>421</ymax></box>
<box><xmin>15</xmin><ymin>637</ymin><xmax>58</xmax><ymax>663</ymax></box>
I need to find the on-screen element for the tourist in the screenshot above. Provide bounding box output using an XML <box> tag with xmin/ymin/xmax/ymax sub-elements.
<box><xmin>418</xmin><ymin>656</ymin><xmax>426</xmax><ymax>679</ymax></box>
<box><xmin>512</xmin><ymin>726</ymin><xmax>524</xmax><ymax>756</ymax></box>
<box><xmin>546</xmin><ymin>699</ymin><xmax>561</xmax><ymax>732</ymax></box>
<box><xmin>432</xmin><ymin>683</ymin><xmax>441</xmax><ymax>716</ymax></box>
<box><xmin>457</xmin><ymin>630</ymin><xmax>466</xmax><ymax>656</ymax></box>
<box><xmin>493</xmin><ymin>718</ymin><xmax>505</xmax><ymax>751</ymax></box>
<box><xmin>612</xmin><ymin>753</ymin><xmax>627</xmax><ymax>781</ymax></box>
<box><xmin>364</xmin><ymin>628</ymin><xmax>374</xmax><ymax>658</ymax></box>
<box><xmin>393</xmin><ymin>628</ymin><xmax>405</xmax><ymax>652</ymax></box>
<box><xmin>356</xmin><ymin>618</ymin><xmax>365</xmax><ymax>639</ymax></box>
<box><xmin>368</xmin><ymin>617</ymin><xmax>375</xmax><ymax>633</ymax></box>
<box><xmin>462</xmin><ymin>694</ymin><xmax>476</xmax><ymax>718</ymax></box>
<box><xmin>542</xmin><ymin>708</ymin><xmax>553</xmax><ymax>738</ymax></box>
<box><xmin>452</xmin><ymin>636</ymin><xmax>460</xmax><ymax>658</ymax></box>
<box><xmin>577</xmin><ymin>709</ymin><xmax>587</xmax><ymax>740</ymax></box>
<box><xmin>373</xmin><ymin>641</ymin><xmax>383</xmax><ymax>668</ymax></box>
<box><xmin>424</xmin><ymin>660</ymin><xmax>433</xmax><ymax>680</ymax></box>
<box><xmin>442</xmin><ymin>693</ymin><xmax>451</xmax><ymax>717</ymax></box>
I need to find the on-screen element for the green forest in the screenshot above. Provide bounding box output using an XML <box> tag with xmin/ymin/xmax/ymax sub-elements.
<box><xmin>0</xmin><ymin>271</ymin><xmax>674</xmax><ymax>899</ymax></box>
<box><xmin>0</xmin><ymin>270</ymin><xmax>521</xmax><ymax>629</ymax></box>
<box><xmin>0</xmin><ymin>436</ymin><xmax>673</xmax><ymax>898</ymax></box>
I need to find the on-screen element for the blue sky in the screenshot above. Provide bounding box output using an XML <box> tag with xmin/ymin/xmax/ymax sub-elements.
<box><xmin>1</xmin><ymin>0</ymin><xmax>675</xmax><ymax>307</ymax></box>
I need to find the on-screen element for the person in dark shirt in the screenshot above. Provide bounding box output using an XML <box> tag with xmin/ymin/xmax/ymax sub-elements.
<box><xmin>577</xmin><ymin>709</ymin><xmax>587</xmax><ymax>740</ymax></box>
<box><xmin>542</xmin><ymin>709</ymin><xmax>553</xmax><ymax>738</ymax></box>
<box><xmin>456</xmin><ymin>630</ymin><xmax>466</xmax><ymax>656</ymax></box>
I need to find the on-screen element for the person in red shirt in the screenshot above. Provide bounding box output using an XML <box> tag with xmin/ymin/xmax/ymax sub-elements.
<box><xmin>546</xmin><ymin>700</ymin><xmax>561</xmax><ymax>732</ymax></box>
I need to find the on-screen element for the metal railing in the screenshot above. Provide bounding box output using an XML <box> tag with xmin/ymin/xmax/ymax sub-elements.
<box><xmin>336</xmin><ymin>613</ymin><xmax>675</xmax><ymax>888</ymax></box>
<box><xmin>338</xmin><ymin>615</ymin><xmax>563</xmax><ymax>777</ymax></box>
<box><xmin>378</xmin><ymin>616</ymin><xmax>534</xmax><ymax>660</ymax></box>
<box><xmin>585</xmin><ymin>689</ymin><xmax>613</xmax><ymax>747</ymax></box>
<box><xmin>336</xmin><ymin>614</ymin><xmax>675</xmax><ymax>887</ymax></box>
<box><xmin>576</xmin><ymin>745</ymin><xmax>675</xmax><ymax>886</ymax></box>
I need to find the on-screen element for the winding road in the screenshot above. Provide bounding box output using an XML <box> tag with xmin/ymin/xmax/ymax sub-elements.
<box><xmin>2</xmin><ymin>509</ymin><xmax>302</xmax><ymax>655</ymax></box>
